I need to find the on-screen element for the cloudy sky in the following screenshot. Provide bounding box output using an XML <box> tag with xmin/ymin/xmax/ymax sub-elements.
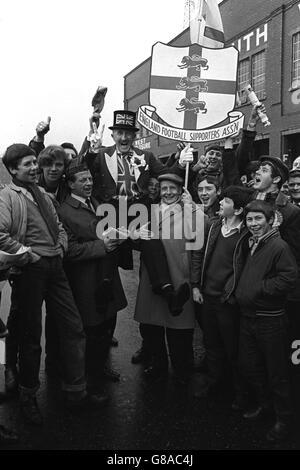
<box><xmin>0</xmin><ymin>0</ymin><xmax>194</xmax><ymax>154</ymax></box>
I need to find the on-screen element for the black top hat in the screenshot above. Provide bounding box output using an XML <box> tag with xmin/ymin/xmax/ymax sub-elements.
<box><xmin>109</xmin><ymin>110</ymin><xmax>139</xmax><ymax>132</ymax></box>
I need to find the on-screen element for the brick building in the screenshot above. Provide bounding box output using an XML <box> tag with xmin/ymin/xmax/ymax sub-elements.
<box><xmin>124</xmin><ymin>0</ymin><xmax>300</xmax><ymax>165</ymax></box>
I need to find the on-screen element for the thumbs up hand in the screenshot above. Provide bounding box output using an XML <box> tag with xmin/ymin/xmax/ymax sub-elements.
<box><xmin>36</xmin><ymin>116</ymin><xmax>51</xmax><ymax>138</ymax></box>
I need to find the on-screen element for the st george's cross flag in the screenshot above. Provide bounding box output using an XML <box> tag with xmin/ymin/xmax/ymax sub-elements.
<box><xmin>189</xmin><ymin>0</ymin><xmax>225</xmax><ymax>48</ymax></box>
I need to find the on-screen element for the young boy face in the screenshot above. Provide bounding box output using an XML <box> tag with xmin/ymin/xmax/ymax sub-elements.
<box><xmin>10</xmin><ymin>155</ymin><xmax>38</xmax><ymax>184</ymax></box>
<box><xmin>253</xmin><ymin>164</ymin><xmax>275</xmax><ymax>191</ymax></box>
<box><xmin>42</xmin><ymin>157</ymin><xmax>65</xmax><ymax>184</ymax></box>
<box><xmin>219</xmin><ymin>197</ymin><xmax>236</xmax><ymax>218</ymax></box>
<box><xmin>246</xmin><ymin>211</ymin><xmax>272</xmax><ymax>238</ymax></box>
<box><xmin>197</xmin><ymin>179</ymin><xmax>219</xmax><ymax>208</ymax></box>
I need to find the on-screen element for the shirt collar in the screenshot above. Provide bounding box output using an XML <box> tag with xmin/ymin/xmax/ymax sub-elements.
<box><xmin>71</xmin><ymin>193</ymin><xmax>90</xmax><ymax>206</ymax></box>
<box><xmin>221</xmin><ymin>219</ymin><xmax>243</xmax><ymax>237</ymax></box>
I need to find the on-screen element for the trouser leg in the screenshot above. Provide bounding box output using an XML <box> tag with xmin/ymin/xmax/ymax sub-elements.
<box><xmin>202</xmin><ymin>296</ymin><xmax>225</xmax><ymax>385</ymax></box>
<box><xmin>257</xmin><ymin>316</ymin><xmax>292</xmax><ymax>422</ymax></box>
<box><xmin>14</xmin><ymin>261</ymin><xmax>46</xmax><ymax>392</ymax></box>
<box><xmin>46</xmin><ymin>257</ymin><xmax>86</xmax><ymax>393</ymax></box>
<box><xmin>5</xmin><ymin>282</ymin><xmax>20</xmax><ymax>369</ymax></box>
<box><xmin>166</xmin><ymin>328</ymin><xmax>194</xmax><ymax>378</ymax></box>
<box><xmin>141</xmin><ymin>323</ymin><xmax>168</xmax><ymax>370</ymax></box>
<box><xmin>239</xmin><ymin>316</ymin><xmax>270</xmax><ymax>408</ymax></box>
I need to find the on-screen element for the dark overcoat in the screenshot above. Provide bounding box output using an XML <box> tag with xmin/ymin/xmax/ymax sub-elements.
<box><xmin>58</xmin><ymin>195</ymin><xmax>127</xmax><ymax>326</ymax></box>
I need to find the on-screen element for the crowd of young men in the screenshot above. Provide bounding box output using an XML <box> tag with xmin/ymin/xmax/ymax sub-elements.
<box><xmin>0</xmin><ymin>104</ymin><xmax>300</xmax><ymax>445</ymax></box>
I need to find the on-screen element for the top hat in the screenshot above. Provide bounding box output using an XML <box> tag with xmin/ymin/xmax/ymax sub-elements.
<box><xmin>109</xmin><ymin>110</ymin><xmax>139</xmax><ymax>132</ymax></box>
<box><xmin>259</xmin><ymin>155</ymin><xmax>289</xmax><ymax>184</ymax></box>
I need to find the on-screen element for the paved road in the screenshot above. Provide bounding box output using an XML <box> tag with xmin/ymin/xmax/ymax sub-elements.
<box><xmin>0</xmin><ymin>253</ymin><xmax>300</xmax><ymax>450</ymax></box>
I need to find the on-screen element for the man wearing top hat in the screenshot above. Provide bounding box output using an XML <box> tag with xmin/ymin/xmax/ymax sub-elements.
<box><xmin>84</xmin><ymin>110</ymin><xmax>192</xmax><ymax>316</ymax></box>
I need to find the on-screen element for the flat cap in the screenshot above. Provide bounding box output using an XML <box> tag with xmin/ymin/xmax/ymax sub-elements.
<box><xmin>157</xmin><ymin>173</ymin><xmax>184</xmax><ymax>185</ymax></box>
<box><xmin>259</xmin><ymin>155</ymin><xmax>289</xmax><ymax>184</ymax></box>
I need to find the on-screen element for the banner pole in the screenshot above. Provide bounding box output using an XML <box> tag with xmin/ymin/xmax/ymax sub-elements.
<box><xmin>185</xmin><ymin>162</ymin><xmax>190</xmax><ymax>188</ymax></box>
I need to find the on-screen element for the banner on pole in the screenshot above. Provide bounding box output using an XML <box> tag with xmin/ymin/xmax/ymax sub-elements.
<box><xmin>137</xmin><ymin>42</ymin><xmax>244</xmax><ymax>143</ymax></box>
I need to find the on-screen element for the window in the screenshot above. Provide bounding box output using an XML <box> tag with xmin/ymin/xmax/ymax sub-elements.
<box><xmin>236</xmin><ymin>51</ymin><xmax>266</xmax><ymax>106</ymax></box>
<box><xmin>237</xmin><ymin>58</ymin><xmax>250</xmax><ymax>104</ymax></box>
<box><xmin>252</xmin><ymin>51</ymin><xmax>266</xmax><ymax>100</ymax></box>
<box><xmin>292</xmin><ymin>32</ymin><xmax>300</xmax><ymax>87</ymax></box>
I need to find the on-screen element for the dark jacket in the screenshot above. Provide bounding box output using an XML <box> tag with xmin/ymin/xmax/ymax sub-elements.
<box><xmin>85</xmin><ymin>145</ymin><xmax>174</xmax><ymax>203</ymax></box>
<box><xmin>38</xmin><ymin>173</ymin><xmax>69</xmax><ymax>208</ymax></box>
<box><xmin>236</xmin><ymin>130</ymin><xmax>300</xmax><ymax>300</ymax></box>
<box><xmin>58</xmin><ymin>195</ymin><xmax>127</xmax><ymax>326</ymax></box>
<box><xmin>191</xmin><ymin>217</ymin><xmax>249</xmax><ymax>302</ymax></box>
<box><xmin>235</xmin><ymin>230</ymin><xmax>297</xmax><ymax>315</ymax></box>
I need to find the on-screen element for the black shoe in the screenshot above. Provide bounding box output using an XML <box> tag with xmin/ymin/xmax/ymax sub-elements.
<box><xmin>20</xmin><ymin>395</ymin><xmax>43</xmax><ymax>426</ymax></box>
<box><xmin>103</xmin><ymin>366</ymin><xmax>120</xmax><ymax>382</ymax></box>
<box><xmin>0</xmin><ymin>425</ymin><xmax>19</xmax><ymax>445</ymax></box>
<box><xmin>131</xmin><ymin>347</ymin><xmax>150</xmax><ymax>365</ymax></box>
<box><xmin>194</xmin><ymin>384</ymin><xmax>211</xmax><ymax>399</ymax></box>
<box><xmin>66</xmin><ymin>393</ymin><xmax>109</xmax><ymax>411</ymax></box>
<box><xmin>5</xmin><ymin>367</ymin><xmax>18</xmax><ymax>395</ymax></box>
<box><xmin>266</xmin><ymin>421</ymin><xmax>291</xmax><ymax>442</ymax></box>
<box><xmin>173</xmin><ymin>374</ymin><xmax>190</xmax><ymax>387</ymax></box>
<box><xmin>45</xmin><ymin>361</ymin><xmax>61</xmax><ymax>379</ymax></box>
<box><xmin>0</xmin><ymin>391</ymin><xmax>8</xmax><ymax>404</ymax></box>
<box><xmin>110</xmin><ymin>336</ymin><xmax>118</xmax><ymax>347</ymax></box>
<box><xmin>243</xmin><ymin>405</ymin><xmax>273</xmax><ymax>420</ymax></box>
<box><xmin>168</xmin><ymin>283</ymin><xmax>190</xmax><ymax>316</ymax></box>
<box><xmin>0</xmin><ymin>319</ymin><xmax>8</xmax><ymax>338</ymax></box>
<box><xmin>231</xmin><ymin>394</ymin><xmax>248</xmax><ymax>412</ymax></box>
<box><xmin>144</xmin><ymin>366</ymin><xmax>168</xmax><ymax>381</ymax></box>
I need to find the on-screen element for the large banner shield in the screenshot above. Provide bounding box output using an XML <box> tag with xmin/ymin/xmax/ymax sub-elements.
<box><xmin>137</xmin><ymin>42</ymin><xmax>244</xmax><ymax>143</ymax></box>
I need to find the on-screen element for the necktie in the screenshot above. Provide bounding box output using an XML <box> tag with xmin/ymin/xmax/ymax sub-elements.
<box><xmin>85</xmin><ymin>198</ymin><xmax>94</xmax><ymax>212</ymax></box>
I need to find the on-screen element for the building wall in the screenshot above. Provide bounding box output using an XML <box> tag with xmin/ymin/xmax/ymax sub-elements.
<box><xmin>124</xmin><ymin>0</ymin><xmax>300</xmax><ymax>164</ymax></box>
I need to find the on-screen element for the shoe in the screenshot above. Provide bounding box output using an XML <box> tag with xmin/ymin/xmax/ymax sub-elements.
<box><xmin>266</xmin><ymin>421</ymin><xmax>291</xmax><ymax>442</ymax></box>
<box><xmin>131</xmin><ymin>347</ymin><xmax>150</xmax><ymax>365</ymax></box>
<box><xmin>65</xmin><ymin>392</ymin><xmax>109</xmax><ymax>411</ymax></box>
<box><xmin>194</xmin><ymin>384</ymin><xmax>211</xmax><ymax>399</ymax></box>
<box><xmin>168</xmin><ymin>283</ymin><xmax>190</xmax><ymax>316</ymax></box>
<box><xmin>45</xmin><ymin>361</ymin><xmax>61</xmax><ymax>379</ymax></box>
<box><xmin>173</xmin><ymin>374</ymin><xmax>190</xmax><ymax>387</ymax></box>
<box><xmin>0</xmin><ymin>319</ymin><xmax>8</xmax><ymax>338</ymax></box>
<box><xmin>143</xmin><ymin>366</ymin><xmax>168</xmax><ymax>381</ymax></box>
<box><xmin>5</xmin><ymin>367</ymin><xmax>18</xmax><ymax>395</ymax></box>
<box><xmin>103</xmin><ymin>366</ymin><xmax>120</xmax><ymax>382</ymax></box>
<box><xmin>243</xmin><ymin>405</ymin><xmax>273</xmax><ymax>420</ymax></box>
<box><xmin>110</xmin><ymin>336</ymin><xmax>118</xmax><ymax>347</ymax></box>
<box><xmin>0</xmin><ymin>425</ymin><xmax>19</xmax><ymax>445</ymax></box>
<box><xmin>232</xmin><ymin>395</ymin><xmax>247</xmax><ymax>411</ymax></box>
<box><xmin>0</xmin><ymin>391</ymin><xmax>7</xmax><ymax>404</ymax></box>
<box><xmin>20</xmin><ymin>395</ymin><xmax>43</xmax><ymax>426</ymax></box>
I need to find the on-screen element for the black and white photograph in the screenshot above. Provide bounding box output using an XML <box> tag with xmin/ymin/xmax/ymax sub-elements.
<box><xmin>1</xmin><ymin>0</ymin><xmax>300</xmax><ymax>456</ymax></box>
